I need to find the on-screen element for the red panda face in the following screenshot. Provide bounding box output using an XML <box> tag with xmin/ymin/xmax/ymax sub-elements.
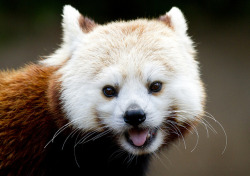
<box><xmin>43</xmin><ymin>6</ymin><xmax>205</xmax><ymax>155</ymax></box>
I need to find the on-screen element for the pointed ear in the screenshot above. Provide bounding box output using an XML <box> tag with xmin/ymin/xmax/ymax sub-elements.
<box><xmin>159</xmin><ymin>7</ymin><xmax>187</xmax><ymax>35</ymax></box>
<box><xmin>62</xmin><ymin>5</ymin><xmax>97</xmax><ymax>44</ymax></box>
<box><xmin>40</xmin><ymin>6</ymin><xmax>97</xmax><ymax>67</ymax></box>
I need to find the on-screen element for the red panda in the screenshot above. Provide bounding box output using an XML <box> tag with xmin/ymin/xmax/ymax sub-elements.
<box><xmin>0</xmin><ymin>5</ymin><xmax>205</xmax><ymax>176</ymax></box>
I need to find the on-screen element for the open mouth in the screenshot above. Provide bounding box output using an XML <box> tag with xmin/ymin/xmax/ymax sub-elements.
<box><xmin>125</xmin><ymin>128</ymin><xmax>157</xmax><ymax>148</ymax></box>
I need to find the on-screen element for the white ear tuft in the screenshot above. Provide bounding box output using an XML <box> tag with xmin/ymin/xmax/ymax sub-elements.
<box><xmin>159</xmin><ymin>7</ymin><xmax>188</xmax><ymax>35</ymax></box>
<box><xmin>40</xmin><ymin>5</ymin><xmax>83</xmax><ymax>66</ymax></box>
<box><xmin>167</xmin><ymin>7</ymin><xmax>187</xmax><ymax>35</ymax></box>
<box><xmin>62</xmin><ymin>5</ymin><xmax>83</xmax><ymax>45</ymax></box>
<box><xmin>40</xmin><ymin>5</ymin><xmax>97</xmax><ymax>67</ymax></box>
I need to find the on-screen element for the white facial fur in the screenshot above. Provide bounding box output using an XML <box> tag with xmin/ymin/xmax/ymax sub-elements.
<box><xmin>42</xmin><ymin>5</ymin><xmax>205</xmax><ymax>155</ymax></box>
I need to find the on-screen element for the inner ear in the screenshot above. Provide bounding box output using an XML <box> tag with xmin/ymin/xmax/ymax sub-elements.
<box><xmin>78</xmin><ymin>15</ymin><xmax>97</xmax><ymax>33</ymax></box>
<box><xmin>159</xmin><ymin>14</ymin><xmax>172</xmax><ymax>29</ymax></box>
<box><xmin>158</xmin><ymin>7</ymin><xmax>188</xmax><ymax>35</ymax></box>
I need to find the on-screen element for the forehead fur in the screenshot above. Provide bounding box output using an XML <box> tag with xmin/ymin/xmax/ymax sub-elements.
<box><xmin>86</xmin><ymin>19</ymin><xmax>175</xmax><ymax>61</ymax></box>
<box><xmin>72</xmin><ymin>19</ymin><xmax>196</xmax><ymax>80</ymax></box>
<box><xmin>41</xmin><ymin>6</ymin><xmax>196</xmax><ymax>73</ymax></box>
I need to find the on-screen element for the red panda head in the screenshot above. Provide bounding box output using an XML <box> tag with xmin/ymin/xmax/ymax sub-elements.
<box><xmin>43</xmin><ymin>5</ymin><xmax>206</xmax><ymax>155</ymax></box>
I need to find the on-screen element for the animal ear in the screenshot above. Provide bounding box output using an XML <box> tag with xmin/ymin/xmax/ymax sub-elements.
<box><xmin>62</xmin><ymin>5</ymin><xmax>97</xmax><ymax>44</ymax></box>
<box><xmin>40</xmin><ymin>5</ymin><xmax>97</xmax><ymax>67</ymax></box>
<box><xmin>159</xmin><ymin>7</ymin><xmax>187</xmax><ymax>35</ymax></box>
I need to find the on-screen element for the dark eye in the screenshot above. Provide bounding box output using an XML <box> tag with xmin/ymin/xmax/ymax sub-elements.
<box><xmin>103</xmin><ymin>86</ymin><xmax>117</xmax><ymax>98</ymax></box>
<box><xmin>149</xmin><ymin>81</ymin><xmax>162</xmax><ymax>93</ymax></box>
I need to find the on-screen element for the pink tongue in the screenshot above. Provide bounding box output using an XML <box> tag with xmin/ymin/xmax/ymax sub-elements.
<box><xmin>128</xmin><ymin>129</ymin><xmax>149</xmax><ymax>147</ymax></box>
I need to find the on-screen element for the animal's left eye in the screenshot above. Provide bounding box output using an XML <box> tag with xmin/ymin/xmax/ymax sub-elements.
<box><xmin>149</xmin><ymin>81</ymin><xmax>162</xmax><ymax>93</ymax></box>
<box><xmin>103</xmin><ymin>86</ymin><xmax>117</xmax><ymax>98</ymax></box>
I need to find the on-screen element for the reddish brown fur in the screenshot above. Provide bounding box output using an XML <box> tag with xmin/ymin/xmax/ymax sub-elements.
<box><xmin>0</xmin><ymin>64</ymin><xmax>67</xmax><ymax>175</ymax></box>
<box><xmin>78</xmin><ymin>15</ymin><xmax>97</xmax><ymax>33</ymax></box>
<box><xmin>120</xmin><ymin>23</ymin><xmax>145</xmax><ymax>37</ymax></box>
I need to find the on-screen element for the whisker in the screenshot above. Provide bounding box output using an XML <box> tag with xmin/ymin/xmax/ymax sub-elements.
<box><xmin>167</xmin><ymin>120</ymin><xmax>187</xmax><ymax>149</ymax></box>
<box><xmin>62</xmin><ymin>128</ymin><xmax>79</xmax><ymax>150</ymax></box>
<box><xmin>53</xmin><ymin>118</ymin><xmax>81</xmax><ymax>142</ymax></box>
<box><xmin>171</xmin><ymin>143</ymin><xmax>181</xmax><ymax>153</ymax></box>
<box><xmin>44</xmin><ymin>118</ymin><xmax>82</xmax><ymax>148</ymax></box>
<box><xmin>109</xmin><ymin>149</ymin><xmax>126</xmax><ymax>162</ymax></box>
<box><xmin>204</xmin><ymin>114</ymin><xmax>228</xmax><ymax>154</ymax></box>
<box><xmin>159</xmin><ymin>150</ymin><xmax>172</xmax><ymax>166</ymax></box>
<box><xmin>171</xmin><ymin>109</ymin><xmax>227</xmax><ymax>154</ymax></box>
<box><xmin>77</xmin><ymin>130</ymin><xmax>98</xmax><ymax>145</ymax></box>
<box><xmin>174</xmin><ymin>114</ymin><xmax>201</xmax><ymax>152</ymax></box>
<box><xmin>200</xmin><ymin>120</ymin><xmax>210</xmax><ymax>138</ymax></box>
<box><xmin>173</xmin><ymin>119</ymin><xmax>194</xmax><ymax>135</ymax></box>
<box><xmin>201</xmin><ymin>118</ymin><xmax>217</xmax><ymax>134</ymax></box>
<box><xmin>80</xmin><ymin>130</ymin><xmax>111</xmax><ymax>145</ymax></box>
<box><xmin>203</xmin><ymin>111</ymin><xmax>217</xmax><ymax>121</ymax></box>
<box><xmin>127</xmin><ymin>154</ymin><xmax>135</xmax><ymax>166</ymax></box>
<box><xmin>152</xmin><ymin>152</ymin><xmax>169</xmax><ymax>170</ymax></box>
<box><xmin>182</xmin><ymin>120</ymin><xmax>200</xmax><ymax>153</ymax></box>
<box><xmin>74</xmin><ymin>132</ymin><xmax>82</xmax><ymax>168</ymax></box>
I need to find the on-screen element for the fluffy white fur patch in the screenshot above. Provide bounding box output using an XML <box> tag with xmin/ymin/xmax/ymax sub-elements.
<box><xmin>167</xmin><ymin>7</ymin><xmax>188</xmax><ymax>35</ymax></box>
<box><xmin>41</xmin><ymin>5</ymin><xmax>86</xmax><ymax>66</ymax></box>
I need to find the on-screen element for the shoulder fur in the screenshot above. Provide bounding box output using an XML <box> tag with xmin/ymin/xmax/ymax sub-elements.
<box><xmin>0</xmin><ymin>64</ymin><xmax>68</xmax><ymax>175</ymax></box>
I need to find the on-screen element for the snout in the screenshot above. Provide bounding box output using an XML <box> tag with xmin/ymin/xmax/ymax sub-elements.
<box><xmin>121</xmin><ymin>104</ymin><xmax>160</xmax><ymax>151</ymax></box>
<box><xmin>124</xmin><ymin>104</ymin><xmax>146</xmax><ymax>126</ymax></box>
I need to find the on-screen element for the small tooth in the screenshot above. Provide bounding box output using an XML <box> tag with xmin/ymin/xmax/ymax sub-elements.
<box><xmin>147</xmin><ymin>133</ymin><xmax>151</xmax><ymax>139</ymax></box>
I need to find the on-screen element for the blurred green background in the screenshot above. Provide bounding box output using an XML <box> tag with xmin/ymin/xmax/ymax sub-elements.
<box><xmin>0</xmin><ymin>1</ymin><xmax>249</xmax><ymax>176</ymax></box>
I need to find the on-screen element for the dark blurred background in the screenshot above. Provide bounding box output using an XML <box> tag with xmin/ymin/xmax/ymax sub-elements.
<box><xmin>0</xmin><ymin>1</ymin><xmax>249</xmax><ymax>175</ymax></box>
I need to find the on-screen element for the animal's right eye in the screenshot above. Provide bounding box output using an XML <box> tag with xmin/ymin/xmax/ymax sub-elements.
<box><xmin>103</xmin><ymin>86</ymin><xmax>117</xmax><ymax>98</ymax></box>
<box><xmin>149</xmin><ymin>81</ymin><xmax>162</xmax><ymax>93</ymax></box>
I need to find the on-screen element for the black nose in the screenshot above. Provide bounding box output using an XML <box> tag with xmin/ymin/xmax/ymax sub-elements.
<box><xmin>124</xmin><ymin>104</ymin><xmax>146</xmax><ymax>126</ymax></box>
